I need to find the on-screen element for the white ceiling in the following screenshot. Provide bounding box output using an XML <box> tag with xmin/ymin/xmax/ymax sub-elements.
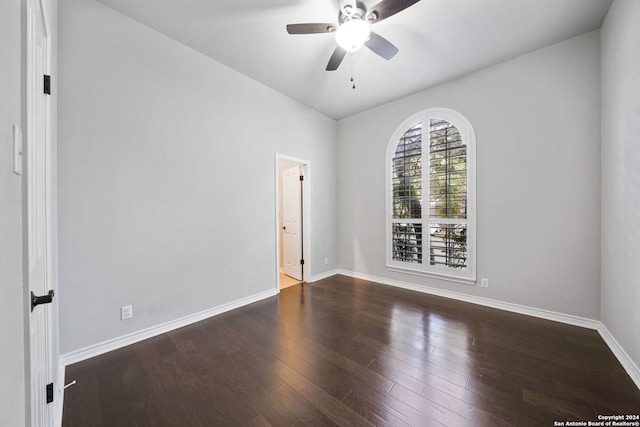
<box><xmin>94</xmin><ymin>0</ymin><xmax>612</xmax><ymax>120</ymax></box>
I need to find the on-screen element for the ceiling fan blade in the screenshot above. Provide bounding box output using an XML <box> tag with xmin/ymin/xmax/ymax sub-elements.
<box><xmin>286</xmin><ymin>23</ymin><xmax>336</xmax><ymax>34</ymax></box>
<box><xmin>366</xmin><ymin>0</ymin><xmax>420</xmax><ymax>24</ymax></box>
<box><xmin>365</xmin><ymin>32</ymin><xmax>398</xmax><ymax>60</ymax></box>
<box><xmin>326</xmin><ymin>46</ymin><xmax>347</xmax><ymax>71</ymax></box>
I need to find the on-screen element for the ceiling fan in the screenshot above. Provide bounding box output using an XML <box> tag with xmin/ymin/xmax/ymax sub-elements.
<box><xmin>286</xmin><ymin>0</ymin><xmax>420</xmax><ymax>71</ymax></box>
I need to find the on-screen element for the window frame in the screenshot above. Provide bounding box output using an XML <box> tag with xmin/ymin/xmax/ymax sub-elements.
<box><xmin>385</xmin><ymin>108</ymin><xmax>477</xmax><ymax>285</ymax></box>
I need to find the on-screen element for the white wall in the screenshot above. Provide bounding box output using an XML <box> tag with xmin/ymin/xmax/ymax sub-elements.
<box><xmin>601</xmin><ymin>0</ymin><xmax>640</xmax><ymax>370</ymax></box>
<box><xmin>0</xmin><ymin>1</ymin><xmax>26</xmax><ymax>424</ymax></box>
<box><xmin>58</xmin><ymin>0</ymin><xmax>337</xmax><ymax>354</ymax></box>
<box><xmin>337</xmin><ymin>31</ymin><xmax>602</xmax><ymax>319</ymax></box>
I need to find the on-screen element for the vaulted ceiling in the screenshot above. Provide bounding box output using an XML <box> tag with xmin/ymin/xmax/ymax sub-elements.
<box><xmin>95</xmin><ymin>0</ymin><xmax>612</xmax><ymax>119</ymax></box>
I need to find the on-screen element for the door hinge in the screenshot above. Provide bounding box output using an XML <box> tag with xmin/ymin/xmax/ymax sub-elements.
<box><xmin>31</xmin><ymin>290</ymin><xmax>54</xmax><ymax>312</ymax></box>
<box><xmin>299</xmin><ymin>175</ymin><xmax>304</xmax><ymax>181</ymax></box>
<box><xmin>43</xmin><ymin>75</ymin><xmax>51</xmax><ymax>95</ymax></box>
<box><xmin>46</xmin><ymin>383</ymin><xmax>53</xmax><ymax>404</ymax></box>
<box><xmin>300</xmin><ymin>259</ymin><xmax>304</xmax><ymax>265</ymax></box>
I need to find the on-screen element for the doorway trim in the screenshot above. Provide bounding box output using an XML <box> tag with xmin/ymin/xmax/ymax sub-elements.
<box><xmin>275</xmin><ymin>154</ymin><xmax>311</xmax><ymax>290</ymax></box>
<box><xmin>24</xmin><ymin>0</ymin><xmax>59</xmax><ymax>424</ymax></box>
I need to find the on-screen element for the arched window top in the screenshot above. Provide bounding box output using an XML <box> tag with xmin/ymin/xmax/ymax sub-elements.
<box><xmin>387</xmin><ymin>108</ymin><xmax>476</xmax><ymax>158</ymax></box>
<box><xmin>386</xmin><ymin>108</ymin><xmax>476</xmax><ymax>284</ymax></box>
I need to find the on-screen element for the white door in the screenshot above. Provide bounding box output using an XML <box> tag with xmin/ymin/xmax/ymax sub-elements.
<box><xmin>282</xmin><ymin>166</ymin><xmax>303</xmax><ymax>280</ymax></box>
<box><xmin>27</xmin><ymin>0</ymin><xmax>53</xmax><ymax>424</ymax></box>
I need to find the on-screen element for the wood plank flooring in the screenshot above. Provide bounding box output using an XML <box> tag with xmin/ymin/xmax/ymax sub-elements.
<box><xmin>62</xmin><ymin>275</ymin><xmax>640</xmax><ymax>426</ymax></box>
<box><xmin>280</xmin><ymin>273</ymin><xmax>302</xmax><ymax>289</ymax></box>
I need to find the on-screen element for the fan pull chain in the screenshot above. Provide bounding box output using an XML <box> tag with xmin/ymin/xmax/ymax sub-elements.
<box><xmin>350</xmin><ymin>57</ymin><xmax>356</xmax><ymax>89</ymax></box>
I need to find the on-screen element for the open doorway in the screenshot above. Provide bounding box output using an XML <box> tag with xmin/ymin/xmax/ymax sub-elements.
<box><xmin>275</xmin><ymin>155</ymin><xmax>310</xmax><ymax>290</ymax></box>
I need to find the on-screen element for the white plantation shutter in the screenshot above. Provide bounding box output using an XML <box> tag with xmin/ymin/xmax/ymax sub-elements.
<box><xmin>391</xmin><ymin>122</ymin><xmax>423</xmax><ymax>264</ymax></box>
<box><xmin>428</xmin><ymin>118</ymin><xmax>468</xmax><ymax>269</ymax></box>
<box><xmin>387</xmin><ymin>109</ymin><xmax>476</xmax><ymax>284</ymax></box>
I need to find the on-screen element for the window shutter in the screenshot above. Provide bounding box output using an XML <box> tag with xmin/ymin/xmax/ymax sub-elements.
<box><xmin>391</xmin><ymin>122</ymin><xmax>423</xmax><ymax>263</ymax></box>
<box><xmin>387</xmin><ymin>108</ymin><xmax>476</xmax><ymax>283</ymax></box>
<box><xmin>392</xmin><ymin>122</ymin><xmax>422</xmax><ymax>219</ymax></box>
<box><xmin>428</xmin><ymin>119</ymin><xmax>468</xmax><ymax>269</ymax></box>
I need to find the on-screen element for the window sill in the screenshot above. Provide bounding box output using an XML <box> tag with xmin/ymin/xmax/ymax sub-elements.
<box><xmin>386</xmin><ymin>265</ymin><xmax>476</xmax><ymax>286</ymax></box>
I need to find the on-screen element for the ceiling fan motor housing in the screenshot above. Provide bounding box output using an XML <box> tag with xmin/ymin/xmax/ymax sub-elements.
<box><xmin>340</xmin><ymin>1</ymin><xmax>369</xmax><ymax>24</ymax></box>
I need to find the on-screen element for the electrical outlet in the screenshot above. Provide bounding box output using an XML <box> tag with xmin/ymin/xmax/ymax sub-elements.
<box><xmin>480</xmin><ymin>278</ymin><xmax>489</xmax><ymax>288</ymax></box>
<box><xmin>121</xmin><ymin>305</ymin><xmax>133</xmax><ymax>320</ymax></box>
<box><xmin>324</xmin><ymin>257</ymin><xmax>328</xmax><ymax>265</ymax></box>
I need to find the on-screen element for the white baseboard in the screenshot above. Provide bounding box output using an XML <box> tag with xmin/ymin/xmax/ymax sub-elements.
<box><xmin>597</xmin><ymin>324</ymin><xmax>640</xmax><ymax>390</ymax></box>
<box><xmin>336</xmin><ymin>269</ymin><xmax>600</xmax><ymax>329</ymax></box>
<box><xmin>60</xmin><ymin>288</ymin><xmax>278</xmax><ymax>366</ymax></box>
<box><xmin>309</xmin><ymin>269</ymin><xmax>340</xmax><ymax>283</ymax></box>
<box><xmin>59</xmin><ymin>271</ymin><xmax>639</xmax><ymax>394</ymax></box>
<box><xmin>336</xmin><ymin>269</ymin><xmax>640</xmax><ymax>391</ymax></box>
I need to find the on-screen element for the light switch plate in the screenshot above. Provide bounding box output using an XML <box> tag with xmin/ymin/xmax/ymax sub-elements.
<box><xmin>13</xmin><ymin>124</ymin><xmax>22</xmax><ymax>175</ymax></box>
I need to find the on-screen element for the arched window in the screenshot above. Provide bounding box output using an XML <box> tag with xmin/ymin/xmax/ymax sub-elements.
<box><xmin>386</xmin><ymin>108</ymin><xmax>476</xmax><ymax>284</ymax></box>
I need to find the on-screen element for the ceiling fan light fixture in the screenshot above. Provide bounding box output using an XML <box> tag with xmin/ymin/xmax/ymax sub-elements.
<box><xmin>335</xmin><ymin>18</ymin><xmax>370</xmax><ymax>52</ymax></box>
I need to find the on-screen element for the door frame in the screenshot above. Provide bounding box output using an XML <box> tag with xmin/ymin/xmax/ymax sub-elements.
<box><xmin>24</xmin><ymin>0</ymin><xmax>59</xmax><ymax>424</ymax></box>
<box><xmin>274</xmin><ymin>154</ymin><xmax>311</xmax><ymax>289</ymax></box>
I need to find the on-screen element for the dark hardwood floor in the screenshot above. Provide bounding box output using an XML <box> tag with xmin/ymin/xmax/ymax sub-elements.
<box><xmin>62</xmin><ymin>275</ymin><xmax>640</xmax><ymax>426</ymax></box>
